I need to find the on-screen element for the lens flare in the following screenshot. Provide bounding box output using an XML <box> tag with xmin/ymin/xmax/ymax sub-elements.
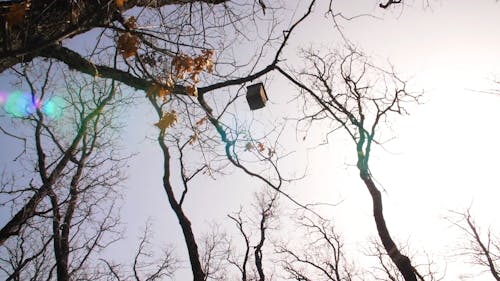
<box><xmin>4</xmin><ymin>91</ymin><xmax>37</xmax><ymax>117</ymax></box>
<box><xmin>0</xmin><ymin>91</ymin><xmax>7</xmax><ymax>105</ymax></box>
<box><xmin>42</xmin><ymin>96</ymin><xmax>65</xmax><ymax>119</ymax></box>
<box><xmin>2</xmin><ymin>90</ymin><xmax>64</xmax><ymax>119</ymax></box>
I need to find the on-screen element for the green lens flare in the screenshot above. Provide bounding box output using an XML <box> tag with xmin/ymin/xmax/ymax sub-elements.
<box><xmin>42</xmin><ymin>96</ymin><xmax>65</xmax><ymax>119</ymax></box>
<box><xmin>3</xmin><ymin>91</ymin><xmax>64</xmax><ymax>119</ymax></box>
<box><xmin>4</xmin><ymin>91</ymin><xmax>35</xmax><ymax>117</ymax></box>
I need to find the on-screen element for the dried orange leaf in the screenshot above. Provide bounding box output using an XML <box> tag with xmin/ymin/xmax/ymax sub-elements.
<box><xmin>172</xmin><ymin>53</ymin><xmax>195</xmax><ymax>79</ymax></box>
<box><xmin>158</xmin><ymin>87</ymin><xmax>171</xmax><ymax>98</ymax></box>
<box><xmin>147</xmin><ymin>83</ymin><xmax>170</xmax><ymax>98</ymax></box>
<box><xmin>124</xmin><ymin>16</ymin><xmax>136</xmax><ymax>29</ymax></box>
<box><xmin>117</xmin><ymin>33</ymin><xmax>139</xmax><ymax>59</ymax></box>
<box><xmin>193</xmin><ymin>56</ymin><xmax>206</xmax><ymax>73</ymax></box>
<box><xmin>188</xmin><ymin>134</ymin><xmax>198</xmax><ymax>145</ymax></box>
<box><xmin>166</xmin><ymin>75</ymin><xmax>174</xmax><ymax>88</ymax></box>
<box><xmin>202</xmin><ymin>49</ymin><xmax>214</xmax><ymax>73</ymax></box>
<box><xmin>257</xmin><ymin>142</ymin><xmax>265</xmax><ymax>152</ymax></box>
<box><xmin>5</xmin><ymin>3</ymin><xmax>28</xmax><ymax>28</ymax></box>
<box><xmin>155</xmin><ymin>111</ymin><xmax>177</xmax><ymax>130</ymax></box>
<box><xmin>171</xmin><ymin>50</ymin><xmax>214</xmax><ymax>83</ymax></box>
<box><xmin>116</xmin><ymin>0</ymin><xmax>126</xmax><ymax>9</ymax></box>
<box><xmin>206</xmin><ymin>60</ymin><xmax>214</xmax><ymax>73</ymax></box>
<box><xmin>195</xmin><ymin>116</ymin><xmax>207</xmax><ymax>126</ymax></box>
<box><xmin>186</xmin><ymin>85</ymin><xmax>198</xmax><ymax>97</ymax></box>
<box><xmin>202</xmin><ymin>49</ymin><xmax>214</xmax><ymax>56</ymax></box>
<box><xmin>191</xmin><ymin>73</ymin><xmax>199</xmax><ymax>83</ymax></box>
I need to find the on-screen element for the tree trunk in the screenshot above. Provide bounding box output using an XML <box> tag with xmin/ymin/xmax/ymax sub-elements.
<box><xmin>359</xmin><ymin>171</ymin><xmax>417</xmax><ymax>281</ymax></box>
<box><xmin>158</xmin><ymin>132</ymin><xmax>206</xmax><ymax>281</ymax></box>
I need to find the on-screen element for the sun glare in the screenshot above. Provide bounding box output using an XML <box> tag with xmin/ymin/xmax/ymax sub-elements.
<box><xmin>0</xmin><ymin>91</ymin><xmax>65</xmax><ymax>119</ymax></box>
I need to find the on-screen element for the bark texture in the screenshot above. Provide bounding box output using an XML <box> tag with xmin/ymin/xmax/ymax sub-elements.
<box><xmin>0</xmin><ymin>0</ymin><xmax>226</xmax><ymax>72</ymax></box>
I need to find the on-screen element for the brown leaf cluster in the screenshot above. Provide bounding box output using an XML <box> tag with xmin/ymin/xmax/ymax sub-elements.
<box><xmin>147</xmin><ymin>83</ymin><xmax>172</xmax><ymax>99</ymax></box>
<box><xmin>116</xmin><ymin>16</ymin><xmax>139</xmax><ymax>59</ymax></box>
<box><xmin>245</xmin><ymin>142</ymin><xmax>266</xmax><ymax>152</ymax></box>
<box><xmin>171</xmin><ymin>50</ymin><xmax>214</xmax><ymax>97</ymax></box>
<box><xmin>186</xmin><ymin>85</ymin><xmax>198</xmax><ymax>97</ymax></box>
<box><xmin>117</xmin><ymin>32</ymin><xmax>139</xmax><ymax>59</ymax></box>
<box><xmin>151</xmin><ymin>50</ymin><xmax>214</xmax><ymax>131</ymax></box>
<box><xmin>4</xmin><ymin>2</ymin><xmax>30</xmax><ymax>28</ymax></box>
<box><xmin>124</xmin><ymin>16</ymin><xmax>136</xmax><ymax>29</ymax></box>
<box><xmin>244</xmin><ymin>141</ymin><xmax>274</xmax><ymax>156</ymax></box>
<box><xmin>172</xmin><ymin>50</ymin><xmax>213</xmax><ymax>79</ymax></box>
<box><xmin>155</xmin><ymin>111</ymin><xmax>178</xmax><ymax>130</ymax></box>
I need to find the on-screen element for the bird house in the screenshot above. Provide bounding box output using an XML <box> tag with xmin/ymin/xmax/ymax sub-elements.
<box><xmin>246</xmin><ymin>83</ymin><xmax>268</xmax><ymax>110</ymax></box>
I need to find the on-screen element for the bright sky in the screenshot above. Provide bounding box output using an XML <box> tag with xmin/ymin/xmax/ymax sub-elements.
<box><xmin>110</xmin><ymin>1</ymin><xmax>500</xmax><ymax>279</ymax></box>
<box><xmin>302</xmin><ymin>1</ymin><xmax>500</xmax><ymax>279</ymax></box>
<box><xmin>1</xmin><ymin>0</ymin><xmax>500</xmax><ymax>280</ymax></box>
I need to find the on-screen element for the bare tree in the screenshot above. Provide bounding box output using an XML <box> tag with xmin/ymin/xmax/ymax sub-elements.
<box><xmin>364</xmin><ymin>237</ymin><xmax>443</xmax><ymax>281</ymax></box>
<box><xmin>133</xmin><ymin>1</ymin><xmax>321</xmax><ymax>280</ymax></box>
<box><xmin>199</xmin><ymin>224</ymin><xmax>230</xmax><ymax>281</ymax></box>
<box><xmin>0</xmin><ymin>0</ymin><xmax>408</xmax><ymax>74</ymax></box>
<box><xmin>138</xmin><ymin>93</ymin><xmax>285</xmax><ymax>280</ymax></box>
<box><xmin>275</xmin><ymin>49</ymin><xmax>422</xmax><ymax>281</ymax></box>
<box><xmin>226</xmin><ymin>190</ymin><xmax>279</xmax><ymax>281</ymax></box>
<box><xmin>0</xmin><ymin>0</ymin><xmax>228</xmax><ymax>72</ymax></box>
<box><xmin>0</xmin><ymin>62</ymin><xmax>128</xmax><ymax>280</ymax></box>
<box><xmin>100</xmin><ymin>222</ymin><xmax>179</xmax><ymax>281</ymax></box>
<box><xmin>277</xmin><ymin>213</ymin><xmax>356</xmax><ymax>281</ymax></box>
<box><xmin>447</xmin><ymin>209</ymin><xmax>500</xmax><ymax>280</ymax></box>
<box><xmin>1</xmin><ymin>0</ymin><xmax>297</xmax><ymax>100</ymax></box>
<box><xmin>0</xmin><ymin>1</ymin><xmax>448</xmax><ymax>281</ymax></box>
<box><xmin>0</xmin><ymin>219</ymin><xmax>54</xmax><ymax>281</ymax></box>
<box><xmin>0</xmin><ymin>58</ymin><xmax>126</xmax><ymax>246</ymax></box>
<box><xmin>147</xmin><ymin>93</ymin><xmax>211</xmax><ymax>281</ymax></box>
